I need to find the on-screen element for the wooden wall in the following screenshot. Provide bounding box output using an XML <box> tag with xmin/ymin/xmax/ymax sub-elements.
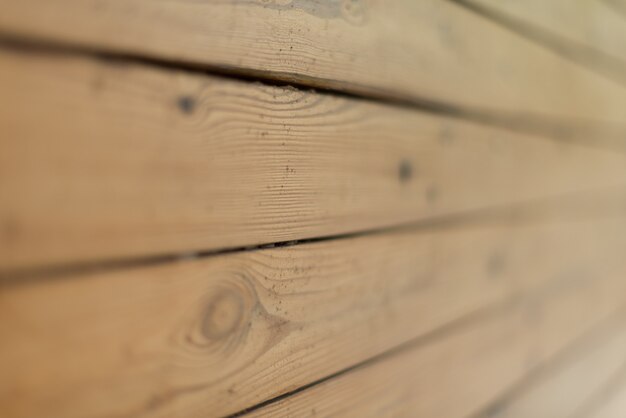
<box><xmin>1</xmin><ymin>1</ymin><xmax>626</xmax><ymax>417</ymax></box>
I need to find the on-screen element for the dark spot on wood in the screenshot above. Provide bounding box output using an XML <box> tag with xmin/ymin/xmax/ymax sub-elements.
<box><xmin>487</xmin><ymin>252</ymin><xmax>506</xmax><ymax>278</ymax></box>
<box><xmin>145</xmin><ymin>392</ymin><xmax>175</xmax><ymax>411</ymax></box>
<box><xmin>426</xmin><ymin>185</ymin><xmax>439</xmax><ymax>203</ymax></box>
<box><xmin>201</xmin><ymin>290</ymin><xmax>244</xmax><ymax>339</ymax></box>
<box><xmin>398</xmin><ymin>160</ymin><xmax>413</xmax><ymax>183</ymax></box>
<box><xmin>1</xmin><ymin>218</ymin><xmax>19</xmax><ymax>244</ymax></box>
<box><xmin>177</xmin><ymin>96</ymin><xmax>196</xmax><ymax>114</ymax></box>
<box><xmin>90</xmin><ymin>74</ymin><xmax>105</xmax><ymax>93</ymax></box>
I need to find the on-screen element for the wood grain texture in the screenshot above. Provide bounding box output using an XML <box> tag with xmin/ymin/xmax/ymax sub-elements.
<box><xmin>3</xmin><ymin>49</ymin><xmax>626</xmax><ymax>271</ymax></box>
<box><xmin>474</xmin><ymin>314</ymin><xmax>626</xmax><ymax>418</ymax></box>
<box><xmin>463</xmin><ymin>0</ymin><xmax>626</xmax><ymax>67</ymax></box>
<box><xmin>2</xmin><ymin>1</ymin><xmax>626</xmax><ymax>123</ymax></box>
<box><xmin>248</xmin><ymin>252</ymin><xmax>626</xmax><ymax>418</ymax></box>
<box><xmin>1</xmin><ymin>219</ymin><xmax>625</xmax><ymax>418</ymax></box>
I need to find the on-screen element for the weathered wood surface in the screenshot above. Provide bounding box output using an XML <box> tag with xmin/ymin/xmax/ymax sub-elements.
<box><xmin>1</xmin><ymin>219</ymin><xmax>625</xmax><ymax>417</ymax></box>
<box><xmin>3</xmin><ymin>49</ymin><xmax>626</xmax><ymax>271</ymax></box>
<box><xmin>1</xmin><ymin>1</ymin><xmax>626</xmax><ymax>123</ymax></box>
<box><xmin>474</xmin><ymin>314</ymin><xmax>626</xmax><ymax>418</ymax></box>
<box><xmin>248</xmin><ymin>257</ymin><xmax>626</xmax><ymax>418</ymax></box>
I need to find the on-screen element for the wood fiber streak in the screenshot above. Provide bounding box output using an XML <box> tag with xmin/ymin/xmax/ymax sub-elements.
<box><xmin>3</xmin><ymin>50</ymin><xmax>626</xmax><ymax>269</ymax></box>
<box><xmin>248</xmin><ymin>254</ymin><xmax>626</xmax><ymax>418</ymax></box>
<box><xmin>1</xmin><ymin>219</ymin><xmax>625</xmax><ymax>417</ymax></box>
<box><xmin>1</xmin><ymin>1</ymin><xmax>626</xmax><ymax>122</ymax></box>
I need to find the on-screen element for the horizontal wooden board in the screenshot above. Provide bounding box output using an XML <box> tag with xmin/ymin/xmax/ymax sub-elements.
<box><xmin>474</xmin><ymin>314</ymin><xmax>626</xmax><ymax>418</ymax></box>
<box><xmin>1</xmin><ymin>219</ymin><xmax>626</xmax><ymax>417</ymax></box>
<box><xmin>2</xmin><ymin>1</ymin><xmax>626</xmax><ymax>123</ymax></box>
<box><xmin>463</xmin><ymin>0</ymin><xmax>626</xmax><ymax>68</ymax></box>
<box><xmin>3</xmin><ymin>50</ymin><xmax>626</xmax><ymax>270</ymax></box>
<box><xmin>248</xmin><ymin>256</ymin><xmax>626</xmax><ymax>418</ymax></box>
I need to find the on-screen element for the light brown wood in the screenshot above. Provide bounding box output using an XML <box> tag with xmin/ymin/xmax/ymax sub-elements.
<box><xmin>1</xmin><ymin>1</ymin><xmax>626</xmax><ymax>123</ymax></box>
<box><xmin>473</xmin><ymin>314</ymin><xmax>626</xmax><ymax>418</ymax></box>
<box><xmin>464</xmin><ymin>0</ymin><xmax>626</xmax><ymax>66</ymax></box>
<box><xmin>248</xmin><ymin>255</ymin><xmax>626</xmax><ymax>418</ymax></box>
<box><xmin>1</xmin><ymin>219</ymin><xmax>625</xmax><ymax>418</ymax></box>
<box><xmin>588</xmin><ymin>374</ymin><xmax>626</xmax><ymax>418</ymax></box>
<box><xmin>3</xmin><ymin>49</ymin><xmax>626</xmax><ymax>271</ymax></box>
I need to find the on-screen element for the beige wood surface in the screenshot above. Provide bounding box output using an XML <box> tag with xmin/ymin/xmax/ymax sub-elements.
<box><xmin>248</xmin><ymin>258</ymin><xmax>626</xmax><ymax>418</ymax></box>
<box><xmin>473</xmin><ymin>314</ymin><xmax>626</xmax><ymax>418</ymax></box>
<box><xmin>2</xmin><ymin>1</ymin><xmax>626</xmax><ymax>123</ymax></box>
<box><xmin>588</xmin><ymin>374</ymin><xmax>626</xmax><ymax>418</ymax></box>
<box><xmin>464</xmin><ymin>0</ymin><xmax>626</xmax><ymax>66</ymax></box>
<box><xmin>3</xmin><ymin>49</ymin><xmax>626</xmax><ymax>271</ymax></box>
<box><xmin>0</xmin><ymin>219</ymin><xmax>624</xmax><ymax>417</ymax></box>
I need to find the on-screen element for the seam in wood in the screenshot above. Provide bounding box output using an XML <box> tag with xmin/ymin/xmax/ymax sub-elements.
<box><xmin>226</xmin><ymin>273</ymin><xmax>618</xmax><ymax>417</ymax></box>
<box><xmin>225</xmin><ymin>298</ymin><xmax>506</xmax><ymax>417</ymax></box>
<box><xmin>2</xmin><ymin>184</ymin><xmax>625</xmax><ymax>286</ymax></box>
<box><xmin>468</xmin><ymin>305</ymin><xmax>626</xmax><ymax>418</ymax></box>
<box><xmin>448</xmin><ymin>0</ymin><xmax>626</xmax><ymax>89</ymax></box>
<box><xmin>1</xmin><ymin>31</ymin><xmax>626</xmax><ymax>154</ymax></box>
<box><xmin>603</xmin><ymin>0</ymin><xmax>626</xmax><ymax>22</ymax></box>
<box><xmin>571</xmin><ymin>354</ymin><xmax>626</xmax><ymax>418</ymax></box>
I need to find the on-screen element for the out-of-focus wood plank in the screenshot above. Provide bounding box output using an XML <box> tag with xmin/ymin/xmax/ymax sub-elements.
<box><xmin>474</xmin><ymin>314</ymin><xmax>626</xmax><ymax>418</ymax></box>
<box><xmin>463</xmin><ymin>0</ymin><xmax>626</xmax><ymax>66</ymax></box>
<box><xmin>247</xmin><ymin>250</ymin><xmax>626</xmax><ymax>418</ymax></box>
<box><xmin>1</xmin><ymin>1</ymin><xmax>626</xmax><ymax>123</ymax></box>
<box><xmin>588</xmin><ymin>374</ymin><xmax>626</xmax><ymax>418</ymax></box>
<box><xmin>1</xmin><ymin>219</ymin><xmax>625</xmax><ymax>418</ymax></box>
<box><xmin>3</xmin><ymin>49</ymin><xmax>626</xmax><ymax>270</ymax></box>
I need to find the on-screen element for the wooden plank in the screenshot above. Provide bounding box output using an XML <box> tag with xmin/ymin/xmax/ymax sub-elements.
<box><xmin>588</xmin><ymin>373</ymin><xmax>626</xmax><ymax>418</ymax></box>
<box><xmin>3</xmin><ymin>50</ymin><xmax>626</xmax><ymax>271</ymax></box>
<box><xmin>247</xmin><ymin>247</ymin><xmax>626</xmax><ymax>418</ymax></box>
<box><xmin>2</xmin><ymin>1</ymin><xmax>626</xmax><ymax>123</ymax></box>
<box><xmin>473</xmin><ymin>314</ymin><xmax>626</xmax><ymax>418</ymax></box>
<box><xmin>462</xmin><ymin>0</ymin><xmax>626</xmax><ymax>66</ymax></box>
<box><xmin>1</xmin><ymin>219</ymin><xmax>625</xmax><ymax>417</ymax></box>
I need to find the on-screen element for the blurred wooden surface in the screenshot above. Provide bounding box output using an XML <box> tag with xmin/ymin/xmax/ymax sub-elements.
<box><xmin>472</xmin><ymin>315</ymin><xmax>626</xmax><ymax>418</ymax></box>
<box><xmin>3</xmin><ymin>50</ymin><xmax>626</xmax><ymax>270</ymax></box>
<box><xmin>1</xmin><ymin>1</ymin><xmax>626</xmax><ymax>417</ymax></box>
<box><xmin>2</xmin><ymin>0</ymin><xmax>626</xmax><ymax>123</ymax></box>
<box><xmin>461</xmin><ymin>0</ymin><xmax>626</xmax><ymax>65</ymax></box>
<box><xmin>248</xmin><ymin>274</ymin><xmax>626</xmax><ymax>418</ymax></box>
<box><xmin>2</xmin><ymin>219</ymin><xmax>626</xmax><ymax>418</ymax></box>
<box><xmin>588</xmin><ymin>375</ymin><xmax>626</xmax><ymax>418</ymax></box>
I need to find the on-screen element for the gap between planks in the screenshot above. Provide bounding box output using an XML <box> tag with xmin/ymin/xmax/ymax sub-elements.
<box><xmin>1</xmin><ymin>31</ymin><xmax>626</xmax><ymax>149</ymax></box>
<box><xmin>2</xmin><ymin>183</ymin><xmax>626</xmax><ymax>285</ymax></box>
<box><xmin>225</xmin><ymin>297</ymin><xmax>515</xmax><ymax>418</ymax></box>
<box><xmin>469</xmin><ymin>308</ymin><xmax>626</xmax><ymax>418</ymax></box>
<box><xmin>3</xmin><ymin>45</ymin><xmax>626</xmax><ymax>273</ymax></box>
<box><xmin>449</xmin><ymin>0</ymin><xmax>626</xmax><ymax>89</ymax></box>
<box><xmin>2</xmin><ymin>0</ymin><xmax>626</xmax><ymax>126</ymax></box>
<box><xmin>232</xmin><ymin>307</ymin><xmax>626</xmax><ymax>418</ymax></box>
<box><xmin>236</xmin><ymin>255</ymin><xmax>626</xmax><ymax>417</ymax></box>
<box><xmin>4</xmin><ymin>218</ymin><xmax>626</xmax><ymax>417</ymax></box>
